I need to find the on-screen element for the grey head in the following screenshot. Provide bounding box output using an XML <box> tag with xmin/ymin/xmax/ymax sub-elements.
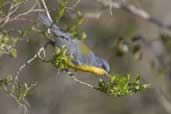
<box><xmin>95</xmin><ymin>56</ymin><xmax>110</xmax><ymax>73</ymax></box>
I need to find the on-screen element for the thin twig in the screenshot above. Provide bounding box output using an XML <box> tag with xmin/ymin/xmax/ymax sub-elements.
<box><xmin>9</xmin><ymin>9</ymin><xmax>43</xmax><ymax>22</ymax></box>
<box><xmin>0</xmin><ymin>0</ymin><xmax>43</xmax><ymax>27</ymax></box>
<box><xmin>155</xmin><ymin>89</ymin><xmax>171</xmax><ymax>114</ymax></box>
<box><xmin>72</xmin><ymin>0</ymin><xmax>81</xmax><ymax>8</ymax></box>
<box><xmin>40</xmin><ymin>0</ymin><xmax>53</xmax><ymax>22</ymax></box>
<box><xmin>67</xmin><ymin>0</ymin><xmax>80</xmax><ymax>9</ymax></box>
<box><xmin>1</xmin><ymin>3</ymin><xmax>19</xmax><ymax>26</ymax></box>
<box><xmin>15</xmin><ymin>54</ymin><xmax>38</xmax><ymax>81</ymax></box>
<box><xmin>15</xmin><ymin>46</ymin><xmax>46</xmax><ymax>82</ymax></box>
<box><xmin>8</xmin><ymin>17</ymin><xmax>36</xmax><ymax>23</ymax></box>
<box><xmin>9</xmin><ymin>0</ymin><xmax>43</xmax><ymax>22</ymax></box>
<box><xmin>109</xmin><ymin>0</ymin><xmax>112</xmax><ymax>16</ymax></box>
<box><xmin>84</xmin><ymin>12</ymin><xmax>102</xmax><ymax>19</ymax></box>
<box><xmin>3</xmin><ymin>85</ymin><xmax>29</xmax><ymax>114</ymax></box>
<box><xmin>70</xmin><ymin>75</ymin><xmax>95</xmax><ymax>88</ymax></box>
<box><xmin>0</xmin><ymin>1</ymin><xmax>26</xmax><ymax>26</ymax></box>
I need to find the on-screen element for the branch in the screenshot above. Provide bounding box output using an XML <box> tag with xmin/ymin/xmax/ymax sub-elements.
<box><xmin>70</xmin><ymin>75</ymin><xmax>95</xmax><ymax>88</ymax></box>
<box><xmin>96</xmin><ymin>0</ymin><xmax>171</xmax><ymax>30</ymax></box>
<box><xmin>0</xmin><ymin>0</ymin><xmax>43</xmax><ymax>27</ymax></box>
<box><xmin>15</xmin><ymin>45</ymin><xmax>46</xmax><ymax>82</ymax></box>
<box><xmin>155</xmin><ymin>89</ymin><xmax>171</xmax><ymax>114</ymax></box>
<box><xmin>2</xmin><ymin>84</ymin><xmax>30</xmax><ymax>114</ymax></box>
<box><xmin>1</xmin><ymin>2</ymin><xmax>20</xmax><ymax>26</ymax></box>
<box><xmin>40</xmin><ymin>0</ymin><xmax>53</xmax><ymax>22</ymax></box>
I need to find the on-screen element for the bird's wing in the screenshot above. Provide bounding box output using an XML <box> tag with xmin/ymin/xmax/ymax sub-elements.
<box><xmin>63</xmin><ymin>39</ymin><xmax>97</xmax><ymax>66</ymax></box>
<box><xmin>39</xmin><ymin>14</ymin><xmax>97</xmax><ymax>66</ymax></box>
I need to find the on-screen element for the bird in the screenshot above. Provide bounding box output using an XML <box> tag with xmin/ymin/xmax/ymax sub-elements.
<box><xmin>39</xmin><ymin>14</ymin><xmax>110</xmax><ymax>76</ymax></box>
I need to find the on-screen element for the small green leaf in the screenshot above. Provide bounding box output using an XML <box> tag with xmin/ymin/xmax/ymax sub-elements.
<box><xmin>9</xmin><ymin>48</ymin><xmax>17</xmax><ymax>58</ymax></box>
<box><xmin>0</xmin><ymin>34</ymin><xmax>18</xmax><ymax>57</ymax></box>
<box><xmin>7</xmin><ymin>75</ymin><xmax>12</xmax><ymax>81</ymax></box>
<box><xmin>55</xmin><ymin>0</ymin><xmax>68</xmax><ymax>22</ymax></box>
<box><xmin>97</xmin><ymin>74</ymin><xmax>149</xmax><ymax>96</ymax></box>
<box><xmin>51</xmin><ymin>47</ymin><xmax>72</xmax><ymax>71</ymax></box>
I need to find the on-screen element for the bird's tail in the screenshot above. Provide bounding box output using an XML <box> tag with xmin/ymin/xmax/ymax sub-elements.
<box><xmin>39</xmin><ymin>14</ymin><xmax>54</xmax><ymax>28</ymax></box>
<box><xmin>39</xmin><ymin>14</ymin><xmax>70</xmax><ymax>41</ymax></box>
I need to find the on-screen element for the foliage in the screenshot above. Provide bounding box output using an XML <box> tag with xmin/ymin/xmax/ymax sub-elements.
<box><xmin>98</xmin><ymin>74</ymin><xmax>150</xmax><ymax>96</ymax></box>
<box><xmin>0</xmin><ymin>75</ymin><xmax>35</xmax><ymax>106</ymax></box>
<box><xmin>0</xmin><ymin>0</ymin><xmax>31</xmax><ymax>57</ymax></box>
<box><xmin>55</xmin><ymin>0</ymin><xmax>68</xmax><ymax>22</ymax></box>
<box><xmin>54</xmin><ymin>0</ymin><xmax>87</xmax><ymax>40</ymax></box>
<box><xmin>68</xmin><ymin>11</ymin><xmax>87</xmax><ymax>40</ymax></box>
<box><xmin>0</xmin><ymin>34</ymin><xmax>18</xmax><ymax>57</ymax></box>
<box><xmin>51</xmin><ymin>47</ymin><xmax>72</xmax><ymax>71</ymax></box>
<box><xmin>50</xmin><ymin>47</ymin><xmax>150</xmax><ymax>96</ymax></box>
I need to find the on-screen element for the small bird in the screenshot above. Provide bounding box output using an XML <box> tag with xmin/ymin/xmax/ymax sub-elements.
<box><xmin>39</xmin><ymin>14</ymin><xmax>110</xmax><ymax>76</ymax></box>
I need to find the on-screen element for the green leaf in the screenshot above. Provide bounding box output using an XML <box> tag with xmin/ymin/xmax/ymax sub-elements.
<box><xmin>9</xmin><ymin>48</ymin><xmax>17</xmax><ymax>58</ymax></box>
<box><xmin>55</xmin><ymin>0</ymin><xmax>68</xmax><ymax>22</ymax></box>
<box><xmin>51</xmin><ymin>47</ymin><xmax>72</xmax><ymax>71</ymax></box>
<box><xmin>97</xmin><ymin>74</ymin><xmax>150</xmax><ymax>96</ymax></box>
<box><xmin>0</xmin><ymin>34</ymin><xmax>18</xmax><ymax>57</ymax></box>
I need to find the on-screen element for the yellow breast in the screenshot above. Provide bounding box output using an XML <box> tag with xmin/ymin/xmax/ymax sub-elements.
<box><xmin>71</xmin><ymin>64</ymin><xmax>108</xmax><ymax>76</ymax></box>
<box><xmin>65</xmin><ymin>58</ymin><xmax>108</xmax><ymax>76</ymax></box>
